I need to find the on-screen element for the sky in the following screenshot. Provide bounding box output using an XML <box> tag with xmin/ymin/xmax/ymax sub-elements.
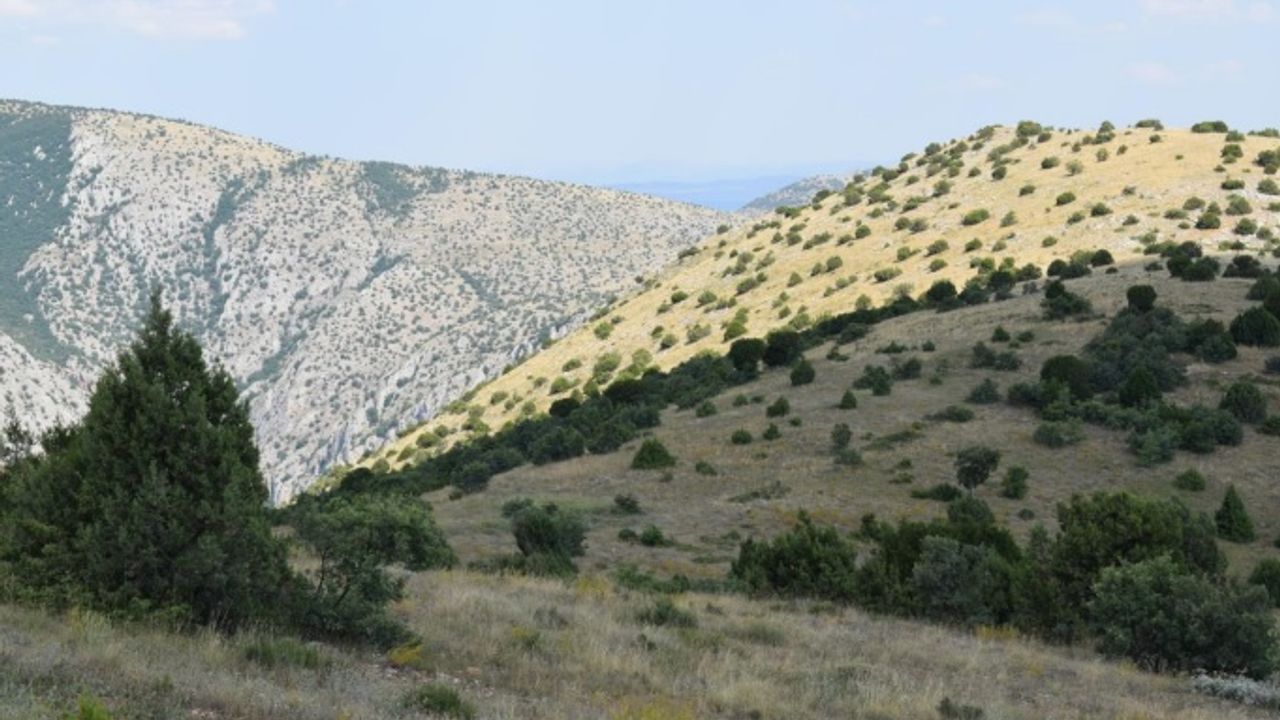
<box><xmin>2</xmin><ymin>0</ymin><xmax>1279</xmax><ymax>208</ymax></box>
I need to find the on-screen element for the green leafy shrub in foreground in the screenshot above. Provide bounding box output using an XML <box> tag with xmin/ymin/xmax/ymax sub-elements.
<box><xmin>0</xmin><ymin>293</ymin><xmax>298</xmax><ymax>632</ymax></box>
<box><xmin>731</xmin><ymin>512</ymin><xmax>859</xmax><ymax>602</ymax></box>
<box><xmin>1090</xmin><ymin>555</ymin><xmax>1275</xmax><ymax>678</ymax></box>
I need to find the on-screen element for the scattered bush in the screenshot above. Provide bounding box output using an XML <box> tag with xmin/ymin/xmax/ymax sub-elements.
<box><xmin>1000</xmin><ymin>467</ymin><xmax>1028</xmax><ymax>499</ymax></box>
<box><xmin>401</xmin><ymin>684</ymin><xmax>475</xmax><ymax>719</ymax></box>
<box><xmin>1249</xmin><ymin>559</ymin><xmax>1280</xmax><ymax>607</ymax></box>
<box><xmin>1220</xmin><ymin>381</ymin><xmax>1268</xmax><ymax>424</ymax></box>
<box><xmin>766</xmin><ymin>396</ymin><xmax>790</xmax><ymax>417</ymax></box>
<box><xmin>967</xmin><ymin>378</ymin><xmax>1001</xmax><ymax>404</ymax></box>
<box><xmin>730</xmin><ymin>512</ymin><xmax>859</xmax><ymax>602</ymax></box>
<box><xmin>1216</xmin><ymin>485</ymin><xmax>1256</xmax><ymax>543</ymax></box>
<box><xmin>1033</xmin><ymin>420</ymin><xmax>1085</xmax><ymax>448</ymax></box>
<box><xmin>790</xmin><ymin>359</ymin><xmax>816</xmax><ymax>386</ymax></box>
<box><xmin>637</xmin><ymin>598</ymin><xmax>697</xmax><ymax>627</ymax></box>
<box><xmin>1173</xmin><ymin>469</ymin><xmax>1207</xmax><ymax>492</ymax></box>
<box><xmin>954</xmin><ymin>446</ymin><xmax>1000</xmax><ymax>492</ymax></box>
<box><xmin>1230</xmin><ymin>307</ymin><xmax>1280</xmax><ymax>347</ymax></box>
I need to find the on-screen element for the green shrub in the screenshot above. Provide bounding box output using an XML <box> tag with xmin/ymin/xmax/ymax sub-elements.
<box><xmin>831</xmin><ymin>423</ymin><xmax>852</xmax><ymax>450</ymax></box>
<box><xmin>854</xmin><ymin>365</ymin><xmax>893</xmax><ymax>395</ymax></box>
<box><xmin>1090</xmin><ymin>555</ymin><xmax>1275</xmax><ymax>677</ymax></box>
<box><xmin>730</xmin><ymin>429</ymin><xmax>753</xmax><ymax>445</ymax></box>
<box><xmin>1248</xmin><ymin>559</ymin><xmax>1280</xmax><ymax>607</ymax></box>
<box><xmin>763</xmin><ymin>330</ymin><xmax>803</xmax><ymax>367</ymax></box>
<box><xmin>838</xmin><ymin>389</ymin><xmax>858</xmax><ymax>409</ymax></box>
<box><xmin>1041</xmin><ymin>280</ymin><xmax>1092</xmax><ymax>320</ymax></box>
<box><xmin>1191</xmin><ymin>120</ymin><xmax>1229</xmax><ymax>133</ymax></box>
<box><xmin>961</xmin><ymin>209</ymin><xmax>991</xmax><ymax>226</ymax></box>
<box><xmin>510</xmin><ymin>503</ymin><xmax>586</xmax><ymax>572</ymax></box>
<box><xmin>1230</xmin><ymin>307</ymin><xmax>1280</xmax><ymax>347</ymax></box>
<box><xmin>932</xmin><ymin>405</ymin><xmax>975</xmax><ymax>423</ymax></box>
<box><xmin>613</xmin><ymin>494</ymin><xmax>642</xmax><ymax>515</ymax></box>
<box><xmin>1173</xmin><ymin>469</ymin><xmax>1207</xmax><ymax>492</ymax></box>
<box><xmin>639</xmin><ymin>525</ymin><xmax>670</xmax><ymax>547</ymax></box>
<box><xmin>637</xmin><ymin>598</ymin><xmax>697</xmax><ymax>627</ymax></box>
<box><xmin>1216</xmin><ymin>485</ymin><xmax>1256</xmax><ymax>543</ymax></box>
<box><xmin>695</xmin><ymin>400</ymin><xmax>718</xmax><ymax>418</ymax></box>
<box><xmin>728</xmin><ymin>338</ymin><xmax>766</xmax><ymax>376</ymax></box>
<box><xmin>1000</xmin><ymin>467</ymin><xmax>1028</xmax><ymax>499</ymax></box>
<box><xmin>1040</xmin><ymin>355</ymin><xmax>1093</xmax><ymax>400</ymax></box>
<box><xmin>790</xmin><ymin>359</ymin><xmax>816</xmax><ymax>386</ymax></box>
<box><xmin>966</xmin><ymin>378</ymin><xmax>1001</xmax><ymax>404</ymax></box>
<box><xmin>0</xmin><ymin>295</ymin><xmax>302</xmax><ymax>633</ymax></box>
<box><xmin>1033</xmin><ymin>420</ymin><xmax>1084</xmax><ymax>448</ymax></box>
<box><xmin>1055</xmin><ymin>191</ymin><xmax>1076</xmax><ymax>206</ymax></box>
<box><xmin>910</xmin><ymin>483</ymin><xmax>963</xmax><ymax>502</ymax></box>
<box><xmin>401</xmin><ymin>684</ymin><xmax>476</xmax><ymax>719</ymax></box>
<box><xmin>765</xmin><ymin>396</ymin><xmax>790</xmax><ymax>417</ymax></box>
<box><xmin>1220</xmin><ymin>381</ymin><xmax>1268</xmax><ymax>424</ymax></box>
<box><xmin>730</xmin><ymin>512</ymin><xmax>859</xmax><ymax>602</ymax></box>
<box><xmin>912</xmin><ymin>535</ymin><xmax>1011</xmax><ymax>628</ymax></box>
<box><xmin>694</xmin><ymin>460</ymin><xmax>718</xmax><ymax>476</ymax></box>
<box><xmin>954</xmin><ymin>446</ymin><xmax>1000</xmax><ymax>492</ymax></box>
<box><xmin>631</xmin><ymin>438</ymin><xmax>676</xmax><ymax>470</ymax></box>
<box><xmin>1126</xmin><ymin>285</ymin><xmax>1157</xmax><ymax>312</ymax></box>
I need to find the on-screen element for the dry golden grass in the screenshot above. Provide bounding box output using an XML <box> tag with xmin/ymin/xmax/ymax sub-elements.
<box><xmin>372</xmin><ymin>123</ymin><xmax>1280</xmax><ymax>468</ymax></box>
<box><xmin>3</xmin><ymin>569</ymin><xmax>1276</xmax><ymax>719</ymax></box>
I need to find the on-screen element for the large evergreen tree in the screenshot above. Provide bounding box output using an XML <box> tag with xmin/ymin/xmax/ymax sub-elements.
<box><xmin>1</xmin><ymin>292</ymin><xmax>292</xmax><ymax>629</ymax></box>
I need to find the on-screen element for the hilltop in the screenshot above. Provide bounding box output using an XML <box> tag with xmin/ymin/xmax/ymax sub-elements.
<box><xmin>0</xmin><ymin>99</ymin><xmax>729</xmax><ymax>500</ymax></box>
<box><xmin>373</xmin><ymin>120</ymin><xmax>1280</xmax><ymax>468</ymax></box>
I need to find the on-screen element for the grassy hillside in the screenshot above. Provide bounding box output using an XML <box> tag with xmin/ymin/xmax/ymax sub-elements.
<box><xmin>411</xmin><ymin>271</ymin><xmax>1278</xmax><ymax>578</ymax></box>
<box><xmin>2</xmin><ymin>570</ymin><xmax>1273</xmax><ymax>720</ymax></box>
<box><xmin>369</xmin><ymin>120</ymin><xmax>1280</xmax><ymax>469</ymax></box>
<box><xmin>4</xmin><ymin>268</ymin><xmax>1279</xmax><ymax>718</ymax></box>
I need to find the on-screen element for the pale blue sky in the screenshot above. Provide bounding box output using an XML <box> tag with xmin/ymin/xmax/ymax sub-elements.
<box><xmin>2</xmin><ymin>1</ymin><xmax>1278</xmax><ymax>199</ymax></box>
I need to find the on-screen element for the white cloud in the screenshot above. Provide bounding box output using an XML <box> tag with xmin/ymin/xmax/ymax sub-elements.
<box><xmin>1138</xmin><ymin>0</ymin><xmax>1276</xmax><ymax>21</ymax></box>
<box><xmin>1127</xmin><ymin>61</ymin><xmax>1180</xmax><ymax>85</ymax></box>
<box><xmin>0</xmin><ymin>0</ymin><xmax>39</xmax><ymax>16</ymax></box>
<box><xmin>1247</xmin><ymin>1</ymin><xmax>1278</xmax><ymax>20</ymax></box>
<box><xmin>0</xmin><ymin>0</ymin><xmax>274</xmax><ymax>40</ymax></box>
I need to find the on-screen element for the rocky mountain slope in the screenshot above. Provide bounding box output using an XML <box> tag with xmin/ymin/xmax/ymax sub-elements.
<box><xmin>0</xmin><ymin>99</ymin><xmax>728</xmax><ymax>501</ymax></box>
<box><xmin>372</xmin><ymin>120</ymin><xmax>1280</xmax><ymax>467</ymax></box>
<box><xmin>738</xmin><ymin>170</ymin><xmax>863</xmax><ymax>214</ymax></box>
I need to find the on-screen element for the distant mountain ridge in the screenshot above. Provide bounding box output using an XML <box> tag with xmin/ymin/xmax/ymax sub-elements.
<box><xmin>738</xmin><ymin>171</ymin><xmax>864</xmax><ymax>214</ymax></box>
<box><xmin>0</xmin><ymin>99</ymin><xmax>729</xmax><ymax>501</ymax></box>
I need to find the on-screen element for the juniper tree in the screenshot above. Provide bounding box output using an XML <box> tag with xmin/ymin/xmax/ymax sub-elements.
<box><xmin>0</xmin><ymin>292</ymin><xmax>292</xmax><ymax>629</ymax></box>
<box><xmin>1216</xmin><ymin>485</ymin><xmax>1256</xmax><ymax>543</ymax></box>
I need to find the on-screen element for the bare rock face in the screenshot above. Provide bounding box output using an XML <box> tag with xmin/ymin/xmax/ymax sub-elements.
<box><xmin>0</xmin><ymin>100</ymin><xmax>728</xmax><ymax>501</ymax></box>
